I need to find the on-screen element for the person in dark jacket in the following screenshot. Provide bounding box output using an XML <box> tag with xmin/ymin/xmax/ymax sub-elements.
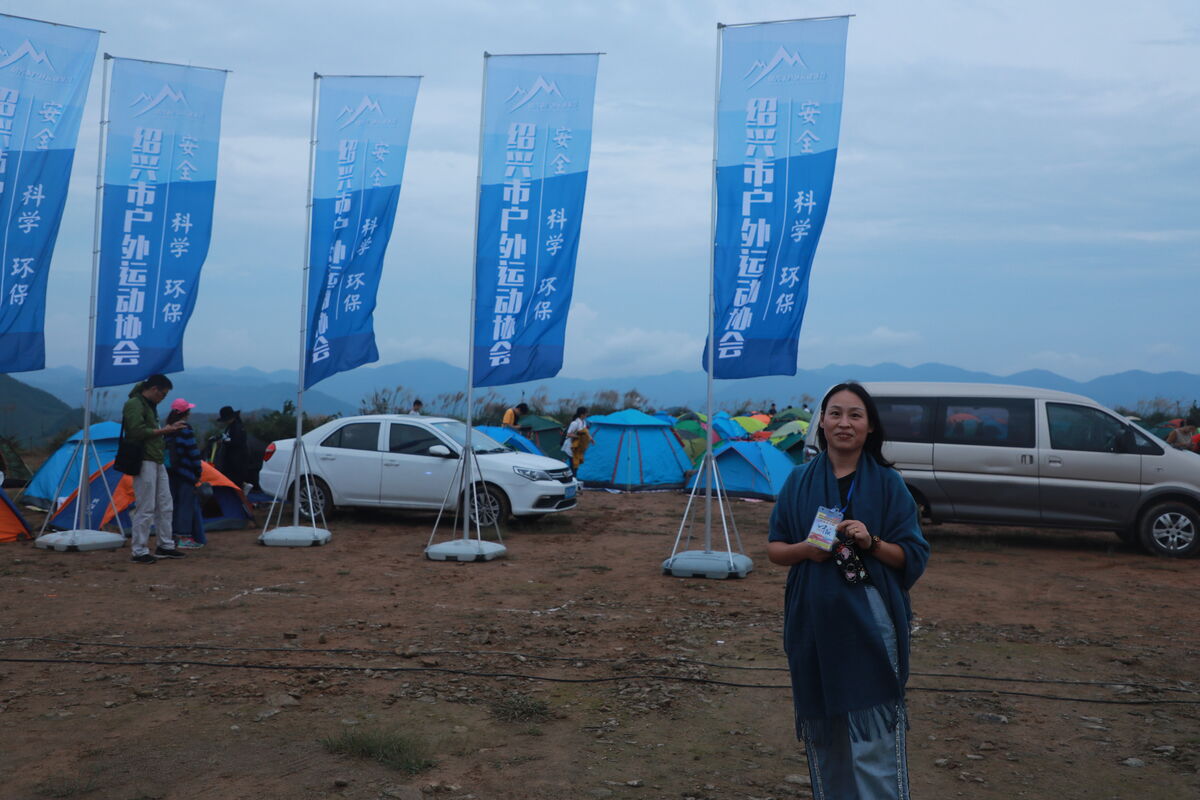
<box><xmin>165</xmin><ymin>399</ymin><xmax>206</xmax><ymax>549</ymax></box>
<box><xmin>122</xmin><ymin>374</ymin><xmax>187</xmax><ymax>564</ymax></box>
<box><xmin>212</xmin><ymin>406</ymin><xmax>250</xmax><ymax>490</ymax></box>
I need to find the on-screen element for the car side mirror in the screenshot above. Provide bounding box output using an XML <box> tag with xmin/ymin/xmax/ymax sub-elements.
<box><xmin>428</xmin><ymin>444</ymin><xmax>452</xmax><ymax>457</ymax></box>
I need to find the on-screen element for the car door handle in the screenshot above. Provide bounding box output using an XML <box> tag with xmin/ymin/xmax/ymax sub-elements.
<box><xmin>1020</xmin><ymin>454</ymin><xmax>1034</xmax><ymax>465</ymax></box>
<box><xmin>1047</xmin><ymin>456</ymin><xmax>1062</xmax><ymax>466</ymax></box>
<box><xmin>319</xmin><ymin>455</ymin><xmax>336</xmax><ymax>461</ymax></box>
<box><xmin>384</xmin><ymin>460</ymin><xmax>400</xmax><ymax>467</ymax></box>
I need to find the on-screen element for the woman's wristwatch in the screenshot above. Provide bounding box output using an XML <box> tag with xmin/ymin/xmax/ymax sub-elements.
<box><xmin>866</xmin><ymin>535</ymin><xmax>881</xmax><ymax>553</ymax></box>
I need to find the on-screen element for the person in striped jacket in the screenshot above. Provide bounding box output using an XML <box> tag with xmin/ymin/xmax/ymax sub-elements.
<box><xmin>165</xmin><ymin>399</ymin><xmax>206</xmax><ymax>549</ymax></box>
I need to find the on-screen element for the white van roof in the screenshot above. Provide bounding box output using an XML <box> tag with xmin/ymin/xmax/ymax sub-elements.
<box><xmin>855</xmin><ymin>381</ymin><xmax>1101</xmax><ymax>407</ymax></box>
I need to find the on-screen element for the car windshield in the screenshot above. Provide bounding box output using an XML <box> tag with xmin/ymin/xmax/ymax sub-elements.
<box><xmin>430</xmin><ymin>421</ymin><xmax>509</xmax><ymax>454</ymax></box>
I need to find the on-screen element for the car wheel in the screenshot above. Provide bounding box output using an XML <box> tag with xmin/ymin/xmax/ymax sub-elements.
<box><xmin>1138</xmin><ymin>501</ymin><xmax>1200</xmax><ymax>558</ymax></box>
<box><xmin>468</xmin><ymin>484</ymin><xmax>510</xmax><ymax>527</ymax></box>
<box><xmin>294</xmin><ymin>476</ymin><xmax>333</xmax><ymax>520</ymax></box>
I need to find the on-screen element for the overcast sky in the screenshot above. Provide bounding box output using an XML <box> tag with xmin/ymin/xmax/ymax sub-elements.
<box><xmin>9</xmin><ymin>0</ymin><xmax>1200</xmax><ymax>382</ymax></box>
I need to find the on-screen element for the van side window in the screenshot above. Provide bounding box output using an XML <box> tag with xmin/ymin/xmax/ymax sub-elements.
<box><xmin>1046</xmin><ymin>403</ymin><xmax>1134</xmax><ymax>453</ymax></box>
<box><xmin>876</xmin><ymin>397</ymin><xmax>935</xmax><ymax>443</ymax></box>
<box><xmin>937</xmin><ymin>398</ymin><xmax>1035</xmax><ymax>448</ymax></box>
<box><xmin>321</xmin><ymin>422</ymin><xmax>381</xmax><ymax>452</ymax></box>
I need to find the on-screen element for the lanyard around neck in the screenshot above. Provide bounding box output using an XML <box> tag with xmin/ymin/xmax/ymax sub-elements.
<box><xmin>837</xmin><ymin>473</ymin><xmax>857</xmax><ymax>514</ymax></box>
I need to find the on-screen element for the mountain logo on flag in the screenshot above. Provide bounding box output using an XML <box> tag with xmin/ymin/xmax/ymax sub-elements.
<box><xmin>506</xmin><ymin>77</ymin><xmax>563</xmax><ymax>111</ymax></box>
<box><xmin>130</xmin><ymin>84</ymin><xmax>188</xmax><ymax>117</ymax></box>
<box><xmin>0</xmin><ymin>39</ymin><xmax>55</xmax><ymax>71</ymax></box>
<box><xmin>743</xmin><ymin>47</ymin><xmax>808</xmax><ymax>87</ymax></box>
<box><xmin>338</xmin><ymin>95</ymin><xmax>383</xmax><ymax>129</ymax></box>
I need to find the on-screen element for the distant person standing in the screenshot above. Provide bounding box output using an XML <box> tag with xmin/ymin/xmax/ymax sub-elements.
<box><xmin>562</xmin><ymin>406</ymin><xmax>591</xmax><ymax>475</ymax></box>
<box><xmin>213</xmin><ymin>406</ymin><xmax>250</xmax><ymax>492</ymax></box>
<box><xmin>502</xmin><ymin>402</ymin><xmax>529</xmax><ymax>430</ymax></box>
<box><xmin>164</xmin><ymin>398</ymin><xmax>206</xmax><ymax>549</ymax></box>
<box><xmin>122</xmin><ymin>374</ymin><xmax>187</xmax><ymax>564</ymax></box>
<box><xmin>769</xmin><ymin>403</ymin><xmax>778</xmax><ymax>417</ymax></box>
<box><xmin>410</xmin><ymin>399</ymin><xmax>424</xmax><ymax>415</ymax></box>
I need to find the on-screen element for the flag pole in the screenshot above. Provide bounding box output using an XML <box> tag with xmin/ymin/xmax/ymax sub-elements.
<box><xmin>260</xmin><ymin>73</ymin><xmax>330</xmax><ymax>547</ymax></box>
<box><xmin>36</xmin><ymin>53</ymin><xmax>123</xmax><ymax>552</ymax></box>
<box><xmin>426</xmin><ymin>52</ymin><xmax>505</xmax><ymax>562</ymax></box>
<box><xmin>662</xmin><ymin>23</ymin><xmax>751</xmax><ymax>579</ymax></box>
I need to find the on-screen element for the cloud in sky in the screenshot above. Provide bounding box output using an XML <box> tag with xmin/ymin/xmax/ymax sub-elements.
<box><xmin>9</xmin><ymin>0</ymin><xmax>1200</xmax><ymax>385</ymax></box>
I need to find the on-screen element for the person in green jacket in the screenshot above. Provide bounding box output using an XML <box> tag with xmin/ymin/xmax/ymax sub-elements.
<box><xmin>122</xmin><ymin>374</ymin><xmax>188</xmax><ymax>564</ymax></box>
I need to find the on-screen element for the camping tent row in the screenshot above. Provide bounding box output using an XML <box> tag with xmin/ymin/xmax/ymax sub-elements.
<box><xmin>6</xmin><ymin>422</ymin><xmax>253</xmax><ymax>540</ymax></box>
<box><xmin>672</xmin><ymin>410</ymin><xmax>811</xmax><ymax>466</ymax></box>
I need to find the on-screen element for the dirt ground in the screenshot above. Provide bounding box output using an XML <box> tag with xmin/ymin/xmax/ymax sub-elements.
<box><xmin>1</xmin><ymin>490</ymin><xmax>1198</xmax><ymax>800</ymax></box>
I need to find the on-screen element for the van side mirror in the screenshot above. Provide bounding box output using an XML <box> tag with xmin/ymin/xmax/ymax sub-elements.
<box><xmin>428</xmin><ymin>444</ymin><xmax>452</xmax><ymax>457</ymax></box>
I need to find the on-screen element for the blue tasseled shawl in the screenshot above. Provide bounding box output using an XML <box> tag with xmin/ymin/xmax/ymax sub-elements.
<box><xmin>769</xmin><ymin>451</ymin><xmax>930</xmax><ymax>744</ymax></box>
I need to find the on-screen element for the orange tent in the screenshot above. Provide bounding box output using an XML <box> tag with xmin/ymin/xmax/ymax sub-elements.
<box><xmin>101</xmin><ymin>461</ymin><xmax>250</xmax><ymax>527</ymax></box>
<box><xmin>0</xmin><ymin>486</ymin><xmax>32</xmax><ymax>542</ymax></box>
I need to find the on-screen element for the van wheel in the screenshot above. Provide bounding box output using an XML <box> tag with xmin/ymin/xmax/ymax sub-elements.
<box><xmin>1138</xmin><ymin>502</ymin><xmax>1200</xmax><ymax>558</ymax></box>
<box><xmin>294</xmin><ymin>477</ymin><xmax>333</xmax><ymax>520</ymax></box>
<box><xmin>469</xmin><ymin>484</ymin><xmax>510</xmax><ymax>528</ymax></box>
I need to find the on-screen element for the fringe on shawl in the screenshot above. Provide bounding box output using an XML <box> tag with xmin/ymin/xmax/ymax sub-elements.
<box><xmin>797</xmin><ymin>698</ymin><xmax>907</xmax><ymax>746</ymax></box>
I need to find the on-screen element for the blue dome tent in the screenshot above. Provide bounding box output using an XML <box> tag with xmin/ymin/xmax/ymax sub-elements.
<box><xmin>577</xmin><ymin>409</ymin><xmax>691</xmax><ymax>490</ymax></box>
<box><xmin>687</xmin><ymin>440</ymin><xmax>797</xmax><ymax>500</ymax></box>
<box><xmin>477</xmin><ymin>425</ymin><xmax>544</xmax><ymax>456</ymax></box>
<box><xmin>21</xmin><ymin>421</ymin><xmax>122</xmax><ymax>509</ymax></box>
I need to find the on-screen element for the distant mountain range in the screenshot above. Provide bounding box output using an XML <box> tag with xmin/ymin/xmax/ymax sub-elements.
<box><xmin>11</xmin><ymin>359</ymin><xmax>1200</xmax><ymax>425</ymax></box>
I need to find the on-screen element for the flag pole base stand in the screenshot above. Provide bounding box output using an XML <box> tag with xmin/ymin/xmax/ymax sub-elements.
<box><xmin>34</xmin><ymin>530</ymin><xmax>125</xmax><ymax>552</ymax></box>
<box><xmin>425</xmin><ymin>539</ymin><xmax>506</xmax><ymax>562</ymax></box>
<box><xmin>258</xmin><ymin>525</ymin><xmax>332</xmax><ymax>547</ymax></box>
<box><xmin>662</xmin><ymin>550</ymin><xmax>753</xmax><ymax>579</ymax></box>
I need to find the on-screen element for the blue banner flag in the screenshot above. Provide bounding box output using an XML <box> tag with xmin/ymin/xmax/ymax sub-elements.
<box><xmin>0</xmin><ymin>15</ymin><xmax>98</xmax><ymax>373</ymax></box>
<box><xmin>705</xmin><ymin>18</ymin><xmax>849</xmax><ymax>379</ymax></box>
<box><xmin>304</xmin><ymin>75</ymin><xmax>420</xmax><ymax>389</ymax></box>
<box><xmin>472</xmin><ymin>53</ymin><xmax>599</xmax><ymax>388</ymax></box>
<box><xmin>93</xmin><ymin>57</ymin><xmax>226</xmax><ymax>387</ymax></box>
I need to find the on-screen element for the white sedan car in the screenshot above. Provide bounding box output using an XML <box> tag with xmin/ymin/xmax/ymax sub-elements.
<box><xmin>259</xmin><ymin>415</ymin><xmax>578</xmax><ymax>526</ymax></box>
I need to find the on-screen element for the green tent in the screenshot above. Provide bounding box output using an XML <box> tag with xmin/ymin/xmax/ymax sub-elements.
<box><xmin>518</xmin><ymin>414</ymin><xmax>565</xmax><ymax>458</ymax></box>
<box><xmin>775</xmin><ymin>432</ymin><xmax>810</xmax><ymax>464</ymax></box>
<box><xmin>769</xmin><ymin>406</ymin><xmax>812</xmax><ymax>429</ymax></box>
<box><xmin>0</xmin><ymin>437</ymin><xmax>33</xmax><ymax>487</ymax></box>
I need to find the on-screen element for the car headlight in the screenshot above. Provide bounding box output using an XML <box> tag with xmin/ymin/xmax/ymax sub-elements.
<box><xmin>513</xmin><ymin>466</ymin><xmax>552</xmax><ymax>482</ymax></box>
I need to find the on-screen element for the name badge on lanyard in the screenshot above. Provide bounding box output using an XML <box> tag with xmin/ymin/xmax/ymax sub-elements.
<box><xmin>804</xmin><ymin>475</ymin><xmax>856</xmax><ymax>552</ymax></box>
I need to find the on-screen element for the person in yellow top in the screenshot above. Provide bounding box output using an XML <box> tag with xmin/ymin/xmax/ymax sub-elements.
<box><xmin>502</xmin><ymin>402</ymin><xmax>529</xmax><ymax>430</ymax></box>
<box><xmin>562</xmin><ymin>406</ymin><xmax>592</xmax><ymax>475</ymax></box>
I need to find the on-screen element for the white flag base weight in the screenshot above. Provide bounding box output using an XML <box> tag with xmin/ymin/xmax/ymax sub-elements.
<box><xmin>34</xmin><ymin>529</ymin><xmax>125</xmax><ymax>552</ymax></box>
<box><xmin>662</xmin><ymin>549</ymin><xmax>753</xmax><ymax>579</ymax></box>
<box><xmin>425</xmin><ymin>539</ymin><xmax>506</xmax><ymax>562</ymax></box>
<box><xmin>259</xmin><ymin>525</ymin><xmax>331</xmax><ymax>547</ymax></box>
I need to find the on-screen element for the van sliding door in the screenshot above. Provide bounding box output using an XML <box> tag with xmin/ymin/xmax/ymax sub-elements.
<box><xmin>932</xmin><ymin>397</ymin><xmax>1039</xmax><ymax>523</ymax></box>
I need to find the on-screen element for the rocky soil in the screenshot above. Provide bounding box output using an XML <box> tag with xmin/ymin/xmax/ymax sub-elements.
<box><xmin>1</xmin><ymin>491</ymin><xmax>1197</xmax><ymax>799</ymax></box>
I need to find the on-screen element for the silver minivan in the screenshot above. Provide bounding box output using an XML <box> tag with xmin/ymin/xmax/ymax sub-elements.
<box><xmin>804</xmin><ymin>382</ymin><xmax>1200</xmax><ymax>557</ymax></box>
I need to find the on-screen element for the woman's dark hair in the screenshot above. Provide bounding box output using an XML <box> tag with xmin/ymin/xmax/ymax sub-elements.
<box><xmin>816</xmin><ymin>381</ymin><xmax>893</xmax><ymax>467</ymax></box>
<box><xmin>573</xmin><ymin>406</ymin><xmax>588</xmax><ymax>420</ymax></box>
<box><xmin>165</xmin><ymin>408</ymin><xmax>190</xmax><ymax>426</ymax></box>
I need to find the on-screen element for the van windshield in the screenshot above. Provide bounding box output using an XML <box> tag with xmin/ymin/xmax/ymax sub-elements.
<box><xmin>430</xmin><ymin>421</ymin><xmax>509</xmax><ymax>454</ymax></box>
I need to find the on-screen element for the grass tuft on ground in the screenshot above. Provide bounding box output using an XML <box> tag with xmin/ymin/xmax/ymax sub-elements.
<box><xmin>321</xmin><ymin>727</ymin><xmax>436</xmax><ymax>773</ymax></box>
<box><xmin>490</xmin><ymin>691</ymin><xmax>552</xmax><ymax>723</ymax></box>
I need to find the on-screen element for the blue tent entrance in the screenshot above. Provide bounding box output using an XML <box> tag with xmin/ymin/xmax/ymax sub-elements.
<box><xmin>577</xmin><ymin>409</ymin><xmax>691</xmax><ymax>490</ymax></box>
<box><xmin>477</xmin><ymin>425</ymin><xmax>544</xmax><ymax>456</ymax></box>
<box><xmin>687</xmin><ymin>440</ymin><xmax>797</xmax><ymax>500</ymax></box>
<box><xmin>21</xmin><ymin>421</ymin><xmax>122</xmax><ymax>509</ymax></box>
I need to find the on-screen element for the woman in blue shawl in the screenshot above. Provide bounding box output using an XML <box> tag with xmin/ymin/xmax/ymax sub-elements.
<box><xmin>768</xmin><ymin>383</ymin><xmax>930</xmax><ymax>799</ymax></box>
